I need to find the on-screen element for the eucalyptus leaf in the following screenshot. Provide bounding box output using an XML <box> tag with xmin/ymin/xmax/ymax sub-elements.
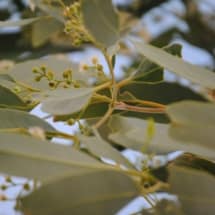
<box><xmin>131</xmin><ymin>44</ymin><xmax>182</xmax><ymax>83</ymax></box>
<box><xmin>21</xmin><ymin>170</ymin><xmax>139</xmax><ymax>215</ymax></box>
<box><xmin>82</xmin><ymin>0</ymin><xmax>120</xmax><ymax>47</ymax></box>
<box><xmin>41</xmin><ymin>88</ymin><xmax>93</xmax><ymax>115</ymax></box>
<box><xmin>0</xmin><ymin>85</ymin><xmax>27</xmax><ymax>108</ymax></box>
<box><xmin>132</xmin><ymin>41</ymin><xmax>215</xmax><ymax>89</ymax></box>
<box><xmin>167</xmin><ymin>101</ymin><xmax>215</xmax><ymax>151</ymax></box>
<box><xmin>9</xmin><ymin>57</ymin><xmax>83</xmax><ymax>91</ymax></box>
<box><xmin>0</xmin><ymin>133</ymin><xmax>105</xmax><ymax>180</ymax></box>
<box><xmin>168</xmin><ymin>165</ymin><xmax>215</xmax><ymax>215</ymax></box>
<box><xmin>108</xmin><ymin>116</ymin><xmax>215</xmax><ymax>159</ymax></box>
<box><xmin>0</xmin><ymin>109</ymin><xmax>55</xmax><ymax>132</ymax></box>
<box><xmin>0</xmin><ymin>17</ymin><xmax>46</xmax><ymax>27</ymax></box>
<box><xmin>31</xmin><ymin>17</ymin><xmax>63</xmax><ymax>47</ymax></box>
<box><xmin>31</xmin><ymin>0</ymin><xmax>65</xmax><ymax>22</ymax></box>
<box><xmin>80</xmin><ymin>135</ymin><xmax>134</xmax><ymax>168</ymax></box>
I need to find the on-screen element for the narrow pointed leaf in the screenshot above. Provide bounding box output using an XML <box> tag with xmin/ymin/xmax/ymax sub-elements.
<box><xmin>0</xmin><ymin>109</ymin><xmax>55</xmax><ymax>131</ymax></box>
<box><xmin>21</xmin><ymin>170</ymin><xmax>139</xmax><ymax>215</ymax></box>
<box><xmin>133</xmin><ymin>41</ymin><xmax>215</xmax><ymax>89</ymax></box>
<box><xmin>0</xmin><ymin>133</ymin><xmax>104</xmax><ymax>180</ymax></box>
<box><xmin>80</xmin><ymin>136</ymin><xmax>134</xmax><ymax>168</ymax></box>
<box><xmin>0</xmin><ymin>17</ymin><xmax>45</xmax><ymax>27</ymax></box>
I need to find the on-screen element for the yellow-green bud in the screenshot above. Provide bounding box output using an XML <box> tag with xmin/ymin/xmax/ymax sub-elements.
<box><xmin>32</xmin><ymin>67</ymin><xmax>39</xmax><ymax>73</ymax></box>
<box><xmin>35</xmin><ymin>76</ymin><xmax>42</xmax><ymax>82</ymax></box>
<box><xmin>97</xmin><ymin>64</ymin><xmax>103</xmax><ymax>71</ymax></box>
<box><xmin>67</xmin><ymin>118</ymin><xmax>75</xmax><ymax>125</ymax></box>
<box><xmin>40</xmin><ymin>65</ymin><xmax>47</xmax><ymax>72</ymax></box>
<box><xmin>46</xmin><ymin>71</ymin><xmax>54</xmax><ymax>80</ymax></box>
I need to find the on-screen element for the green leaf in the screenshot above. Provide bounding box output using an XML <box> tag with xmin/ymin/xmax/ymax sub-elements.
<box><xmin>82</xmin><ymin>0</ymin><xmax>120</xmax><ymax>47</ymax></box>
<box><xmin>31</xmin><ymin>0</ymin><xmax>65</xmax><ymax>22</ymax></box>
<box><xmin>80</xmin><ymin>135</ymin><xmax>134</xmax><ymax>168</ymax></box>
<box><xmin>41</xmin><ymin>88</ymin><xmax>93</xmax><ymax>115</ymax></box>
<box><xmin>153</xmin><ymin>199</ymin><xmax>184</xmax><ymax>215</ymax></box>
<box><xmin>168</xmin><ymin>165</ymin><xmax>215</xmax><ymax>215</ymax></box>
<box><xmin>167</xmin><ymin>101</ymin><xmax>215</xmax><ymax>151</ymax></box>
<box><xmin>31</xmin><ymin>17</ymin><xmax>63</xmax><ymax>47</ymax></box>
<box><xmin>0</xmin><ymin>109</ymin><xmax>55</xmax><ymax>132</ymax></box>
<box><xmin>132</xmin><ymin>41</ymin><xmax>215</xmax><ymax>89</ymax></box>
<box><xmin>131</xmin><ymin>44</ymin><xmax>182</xmax><ymax>83</ymax></box>
<box><xmin>21</xmin><ymin>170</ymin><xmax>139</xmax><ymax>215</ymax></box>
<box><xmin>0</xmin><ymin>85</ymin><xmax>27</xmax><ymax>109</ymax></box>
<box><xmin>0</xmin><ymin>17</ymin><xmax>46</xmax><ymax>27</ymax></box>
<box><xmin>108</xmin><ymin>116</ymin><xmax>215</xmax><ymax>159</ymax></box>
<box><xmin>8</xmin><ymin>57</ymin><xmax>82</xmax><ymax>91</ymax></box>
<box><xmin>0</xmin><ymin>133</ymin><xmax>105</xmax><ymax>180</ymax></box>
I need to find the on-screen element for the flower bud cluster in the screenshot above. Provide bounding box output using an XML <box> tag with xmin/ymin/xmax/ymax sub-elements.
<box><xmin>32</xmin><ymin>65</ymin><xmax>82</xmax><ymax>89</ymax></box>
<box><xmin>63</xmin><ymin>2</ymin><xmax>92</xmax><ymax>46</ymax></box>
<box><xmin>81</xmin><ymin>57</ymin><xmax>109</xmax><ymax>83</ymax></box>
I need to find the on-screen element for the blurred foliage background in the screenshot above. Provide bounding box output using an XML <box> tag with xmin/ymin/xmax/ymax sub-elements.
<box><xmin>0</xmin><ymin>0</ymin><xmax>214</xmax><ymax>70</ymax></box>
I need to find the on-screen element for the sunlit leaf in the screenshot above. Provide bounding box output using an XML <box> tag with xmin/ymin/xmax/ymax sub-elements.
<box><xmin>80</xmin><ymin>135</ymin><xmax>134</xmax><ymax>168</ymax></box>
<box><xmin>0</xmin><ymin>109</ymin><xmax>55</xmax><ymax>132</ymax></box>
<box><xmin>8</xmin><ymin>57</ymin><xmax>83</xmax><ymax>91</ymax></box>
<box><xmin>0</xmin><ymin>133</ymin><xmax>105</xmax><ymax>180</ymax></box>
<box><xmin>131</xmin><ymin>44</ymin><xmax>182</xmax><ymax>83</ymax></box>
<box><xmin>21</xmin><ymin>170</ymin><xmax>139</xmax><ymax>215</ymax></box>
<box><xmin>31</xmin><ymin>0</ymin><xmax>65</xmax><ymax>22</ymax></box>
<box><xmin>41</xmin><ymin>88</ymin><xmax>93</xmax><ymax>115</ymax></box>
<box><xmin>82</xmin><ymin>0</ymin><xmax>120</xmax><ymax>47</ymax></box>
<box><xmin>132</xmin><ymin>41</ymin><xmax>215</xmax><ymax>89</ymax></box>
<box><xmin>0</xmin><ymin>17</ymin><xmax>46</xmax><ymax>27</ymax></box>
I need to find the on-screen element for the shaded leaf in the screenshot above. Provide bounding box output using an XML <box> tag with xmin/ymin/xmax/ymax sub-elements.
<box><xmin>41</xmin><ymin>88</ymin><xmax>93</xmax><ymax>115</ymax></box>
<box><xmin>80</xmin><ymin>135</ymin><xmax>134</xmax><ymax>168</ymax></box>
<box><xmin>0</xmin><ymin>133</ymin><xmax>105</xmax><ymax>180</ymax></box>
<box><xmin>132</xmin><ymin>41</ymin><xmax>215</xmax><ymax>89</ymax></box>
<box><xmin>82</xmin><ymin>0</ymin><xmax>120</xmax><ymax>47</ymax></box>
<box><xmin>167</xmin><ymin>101</ymin><xmax>215</xmax><ymax>151</ymax></box>
<box><xmin>108</xmin><ymin>116</ymin><xmax>215</xmax><ymax>159</ymax></box>
<box><xmin>31</xmin><ymin>17</ymin><xmax>63</xmax><ymax>47</ymax></box>
<box><xmin>153</xmin><ymin>199</ymin><xmax>184</xmax><ymax>215</ymax></box>
<box><xmin>21</xmin><ymin>170</ymin><xmax>139</xmax><ymax>215</ymax></box>
<box><xmin>0</xmin><ymin>109</ymin><xmax>55</xmax><ymax>132</ymax></box>
<box><xmin>172</xmin><ymin>153</ymin><xmax>215</xmax><ymax>176</ymax></box>
<box><xmin>168</xmin><ymin>165</ymin><xmax>215</xmax><ymax>215</ymax></box>
<box><xmin>54</xmin><ymin>102</ymin><xmax>109</xmax><ymax>121</ymax></box>
<box><xmin>0</xmin><ymin>85</ymin><xmax>27</xmax><ymax>108</ymax></box>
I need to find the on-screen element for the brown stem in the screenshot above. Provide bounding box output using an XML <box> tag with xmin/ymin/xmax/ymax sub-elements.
<box><xmin>115</xmin><ymin>102</ymin><xmax>166</xmax><ymax>114</ymax></box>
